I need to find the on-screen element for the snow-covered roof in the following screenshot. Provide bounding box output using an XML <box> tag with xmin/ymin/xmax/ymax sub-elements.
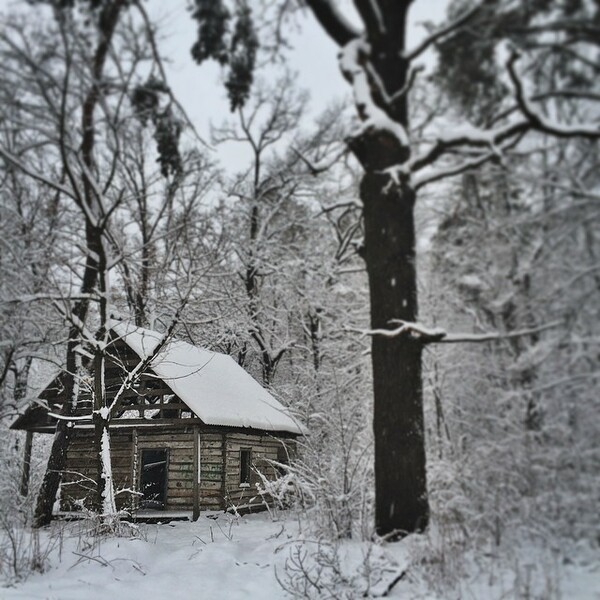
<box><xmin>109</xmin><ymin>320</ymin><xmax>303</xmax><ymax>435</ymax></box>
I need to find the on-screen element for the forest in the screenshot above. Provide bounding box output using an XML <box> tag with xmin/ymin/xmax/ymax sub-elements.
<box><xmin>0</xmin><ymin>0</ymin><xmax>598</xmax><ymax>598</ymax></box>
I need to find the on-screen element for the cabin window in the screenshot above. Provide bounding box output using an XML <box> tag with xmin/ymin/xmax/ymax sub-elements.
<box><xmin>240</xmin><ymin>449</ymin><xmax>252</xmax><ymax>487</ymax></box>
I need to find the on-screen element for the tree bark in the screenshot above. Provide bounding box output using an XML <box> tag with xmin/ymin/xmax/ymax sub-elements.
<box><xmin>33</xmin><ymin>332</ymin><xmax>83</xmax><ymax>527</ymax></box>
<box><xmin>361</xmin><ymin>173</ymin><xmax>429</xmax><ymax>536</ymax></box>
<box><xmin>33</xmin><ymin>240</ymin><xmax>100</xmax><ymax>526</ymax></box>
<box><xmin>19</xmin><ymin>430</ymin><xmax>34</xmax><ymax>497</ymax></box>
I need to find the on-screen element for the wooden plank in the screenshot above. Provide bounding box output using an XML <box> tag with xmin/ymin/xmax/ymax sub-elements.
<box><xmin>167</xmin><ymin>488</ymin><xmax>194</xmax><ymax>499</ymax></box>
<box><xmin>167</xmin><ymin>497</ymin><xmax>193</xmax><ymax>507</ymax></box>
<box><xmin>193</xmin><ymin>426</ymin><xmax>199</xmax><ymax>521</ymax></box>
<box><xmin>200</xmin><ymin>441</ymin><xmax>223</xmax><ymax>449</ymax></box>
<box><xmin>169</xmin><ymin>480</ymin><xmax>194</xmax><ymax>490</ymax></box>
<box><xmin>199</xmin><ymin>481</ymin><xmax>222</xmax><ymax>491</ymax></box>
<box><xmin>137</xmin><ymin>434</ymin><xmax>193</xmax><ymax>443</ymax></box>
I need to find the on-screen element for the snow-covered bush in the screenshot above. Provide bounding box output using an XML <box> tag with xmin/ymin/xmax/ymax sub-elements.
<box><xmin>0</xmin><ymin>425</ymin><xmax>54</xmax><ymax>583</ymax></box>
<box><xmin>276</xmin><ymin>539</ymin><xmax>403</xmax><ymax>599</ymax></box>
<box><xmin>280</xmin><ymin>380</ymin><xmax>374</xmax><ymax>541</ymax></box>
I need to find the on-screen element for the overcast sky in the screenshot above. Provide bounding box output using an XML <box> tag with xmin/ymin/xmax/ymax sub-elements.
<box><xmin>144</xmin><ymin>0</ymin><xmax>450</xmax><ymax>170</ymax></box>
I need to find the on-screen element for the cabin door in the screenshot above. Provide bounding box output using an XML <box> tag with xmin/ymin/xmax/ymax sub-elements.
<box><xmin>140</xmin><ymin>448</ymin><xmax>169</xmax><ymax>510</ymax></box>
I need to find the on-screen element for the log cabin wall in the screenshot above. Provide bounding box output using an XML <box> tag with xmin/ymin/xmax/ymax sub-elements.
<box><xmin>198</xmin><ymin>432</ymin><xmax>226</xmax><ymax>511</ymax></box>
<box><xmin>222</xmin><ymin>432</ymin><xmax>296</xmax><ymax>510</ymax></box>
<box><xmin>61</xmin><ymin>429</ymin><xmax>134</xmax><ymax>511</ymax></box>
<box><xmin>60</xmin><ymin>425</ymin><xmax>296</xmax><ymax>515</ymax></box>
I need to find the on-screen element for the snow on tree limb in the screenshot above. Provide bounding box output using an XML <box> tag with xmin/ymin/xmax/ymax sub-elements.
<box><xmin>410</xmin><ymin>120</ymin><xmax>530</xmax><ymax>173</ymax></box>
<box><xmin>346</xmin><ymin>319</ymin><xmax>564</xmax><ymax>345</ymax></box>
<box><xmin>412</xmin><ymin>152</ymin><xmax>497</xmax><ymax>191</ymax></box>
<box><xmin>339</xmin><ymin>38</ymin><xmax>409</xmax><ymax>147</ymax></box>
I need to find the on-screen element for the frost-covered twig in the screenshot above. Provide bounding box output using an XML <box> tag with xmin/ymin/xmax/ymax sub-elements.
<box><xmin>345</xmin><ymin>321</ymin><xmax>446</xmax><ymax>342</ymax></box>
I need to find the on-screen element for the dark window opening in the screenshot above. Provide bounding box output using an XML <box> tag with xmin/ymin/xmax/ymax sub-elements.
<box><xmin>140</xmin><ymin>448</ymin><xmax>168</xmax><ymax>510</ymax></box>
<box><xmin>240</xmin><ymin>449</ymin><xmax>252</xmax><ymax>485</ymax></box>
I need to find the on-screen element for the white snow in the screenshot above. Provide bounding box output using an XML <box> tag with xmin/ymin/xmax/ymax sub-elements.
<box><xmin>100</xmin><ymin>429</ymin><xmax>116</xmax><ymax>516</ymax></box>
<box><xmin>109</xmin><ymin>320</ymin><xmax>303</xmax><ymax>435</ymax></box>
<box><xmin>3</xmin><ymin>514</ymin><xmax>598</xmax><ymax>599</ymax></box>
<box><xmin>2</xmin><ymin>514</ymin><xmax>298</xmax><ymax>600</ymax></box>
<box><xmin>339</xmin><ymin>38</ymin><xmax>410</xmax><ymax>147</ymax></box>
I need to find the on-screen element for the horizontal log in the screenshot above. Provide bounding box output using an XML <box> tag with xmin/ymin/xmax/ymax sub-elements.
<box><xmin>169</xmin><ymin>480</ymin><xmax>194</xmax><ymax>490</ymax></box>
<box><xmin>137</xmin><ymin>434</ymin><xmax>193</xmax><ymax>443</ymax></box>
<box><xmin>167</xmin><ymin>498</ymin><xmax>193</xmax><ymax>507</ymax></box>
<box><xmin>226</xmin><ymin>435</ymin><xmax>274</xmax><ymax>444</ymax></box>
<box><xmin>67</xmin><ymin>450</ymin><xmax>131</xmax><ymax>460</ymax></box>
<box><xmin>167</xmin><ymin>489</ymin><xmax>194</xmax><ymax>499</ymax></box>
<box><xmin>166</xmin><ymin>472</ymin><xmax>192</xmax><ymax>481</ymax></box>
<box><xmin>169</xmin><ymin>457</ymin><xmax>194</xmax><ymax>465</ymax></box>
<box><xmin>200</xmin><ymin>450</ymin><xmax>223</xmax><ymax>460</ymax></box>
<box><xmin>199</xmin><ymin>481</ymin><xmax>222</xmax><ymax>490</ymax></box>
<box><xmin>136</xmin><ymin>443</ymin><xmax>193</xmax><ymax>452</ymax></box>
<box><xmin>169</xmin><ymin>464</ymin><xmax>193</xmax><ymax>473</ymax></box>
<box><xmin>200</xmin><ymin>443</ymin><xmax>224</xmax><ymax>451</ymax></box>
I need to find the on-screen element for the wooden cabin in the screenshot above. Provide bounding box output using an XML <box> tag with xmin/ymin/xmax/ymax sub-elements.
<box><xmin>11</xmin><ymin>320</ymin><xmax>303</xmax><ymax>520</ymax></box>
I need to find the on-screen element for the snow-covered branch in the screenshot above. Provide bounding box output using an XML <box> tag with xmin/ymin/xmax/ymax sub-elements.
<box><xmin>413</xmin><ymin>151</ymin><xmax>496</xmax><ymax>191</ymax></box>
<box><xmin>291</xmin><ymin>146</ymin><xmax>347</xmax><ymax>176</ymax></box>
<box><xmin>339</xmin><ymin>38</ymin><xmax>409</xmax><ymax>148</ymax></box>
<box><xmin>344</xmin><ymin>321</ymin><xmax>446</xmax><ymax>343</ymax></box>
<box><xmin>346</xmin><ymin>319</ymin><xmax>564</xmax><ymax>345</ymax></box>
<box><xmin>410</xmin><ymin>120</ymin><xmax>530</xmax><ymax>173</ymax></box>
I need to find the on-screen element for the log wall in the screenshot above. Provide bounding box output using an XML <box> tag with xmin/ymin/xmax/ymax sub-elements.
<box><xmin>223</xmin><ymin>432</ymin><xmax>295</xmax><ymax>510</ymax></box>
<box><xmin>61</xmin><ymin>429</ymin><xmax>134</xmax><ymax>511</ymax></box>
<box><xmin>60</xmin><ymin>425</ymin><xmax>296</xmax><ymax>515</ymax></box>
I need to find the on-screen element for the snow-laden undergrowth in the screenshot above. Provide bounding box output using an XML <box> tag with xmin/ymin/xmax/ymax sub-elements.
<box><xmin>2</xmin><ymin>512</ymin><xmax>598</xmax><ymax>599</ymax></box>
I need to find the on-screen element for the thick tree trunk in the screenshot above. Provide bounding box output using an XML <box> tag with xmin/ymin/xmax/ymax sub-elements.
<box><xmin>19</xmin><ymin>430</ymin><xmax>34</xmax><ymax>497</ymax></box>
<box><xmin>34</xmin><ymin>228</ymin><xmax>102</xmax><ymax>526</ymax></box>
<box><xmin>33</xmin><ymin>0</ymin><xmax>124</xmax><ymax>528</ymax></box>
<box><xmin>361</xmin><ymin>173</ymin><xmax>429</xmax><ymax>536</ymax></box>
<box><xmin>33</xmin><ymin>335</ymin><xmax>81</xmax><ymax>527</ymax></box>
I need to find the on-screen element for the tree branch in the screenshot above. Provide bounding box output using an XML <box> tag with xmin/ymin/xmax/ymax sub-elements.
<box><xmin>507</xmin><ymin>52</ymin><xmax>600</xmax><ymax>140</ymax></box>
<box><xmin>346</xmin><ymin>319</ymin><xmax>564</xmax><ymax>344</ymax></box>
<box><xmin>404</xmin><ymin>3</ymin><xmax>482</xmax><ymax>62</ymax></box>
<box><xmin>304</xmin><ymin>0</ymin><xmax>360</xmax><ymax>46</ymax></box>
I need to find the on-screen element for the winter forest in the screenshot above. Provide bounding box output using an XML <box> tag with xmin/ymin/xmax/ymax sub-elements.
<box><xmin>0</xmin><ymin>0</ymin><xmax>598</xmax><ymax>598</ymax></box>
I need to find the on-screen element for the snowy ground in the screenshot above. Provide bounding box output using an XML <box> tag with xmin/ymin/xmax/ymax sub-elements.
<box><xmin>1</xmin><ymin>512</ymin><xmax>599</xmax><ymax>599</ymax></box>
